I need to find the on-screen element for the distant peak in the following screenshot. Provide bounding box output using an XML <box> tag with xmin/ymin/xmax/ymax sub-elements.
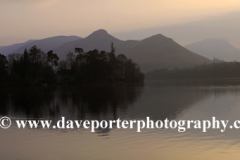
<box><xmin>142</xmin><ymin>33</ymin><xmax>172</xmax><ymax>42</ymax></box>
<box><xmin>154</xmin><ymin>33</ymin><xmax>166</xmax><ymax>37</ymax></box>
<box><xmin>185</xmin><ymin>38</ymin><xmax>232</xmax><ymax>47</ymax></box>
<box><xmin>203</xmin><ymin>38</ymin><xmax>229</xmax><ymax>43</ymax></box>
<box><xmin>95</xmin><ymin>29</ymin><xmax>108</xmax><ymax>34</ymax></box>
<box><xmin>87</xmin><ymin>29</ymin><xmax>109</xmax><ymax>38</ymax></box>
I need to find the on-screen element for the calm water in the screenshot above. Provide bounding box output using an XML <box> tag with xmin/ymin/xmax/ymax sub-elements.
<box><xmin>2</xmin><ymin>82</ymin><xmax>240</xmax><ymax>159</ymax></box>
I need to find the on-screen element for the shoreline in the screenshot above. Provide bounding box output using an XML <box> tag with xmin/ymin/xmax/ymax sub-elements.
<box><xmin>145</xmin><ymin>78</ymin><xmax>240</xmax><ymax>86</ymax></box>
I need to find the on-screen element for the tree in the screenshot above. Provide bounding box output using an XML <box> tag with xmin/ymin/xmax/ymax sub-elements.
<box><xmin>66</xmin><ymin>52</ymin><xmax>76</xmax><ymax>67</ymax></box>
<box><xmin>0</xmin><ymin>54</ymin><xmax>8</xmax><ymax>85</ymax></box>
<box><xmin>7</xmin><ymin>53</ymin><xmax>21</xmax><ymax>75</ymax></box>
<box><xmin>21</xmin><ymin>49</ymin><xmax>31</xmax><ymax>81</ymax></box>
<box><xmin>75</xmin><ymin>48</ymin><xmax>86</xmax><ymax>66</ymax></box>
<box><xmin>110</xmin><ymin>42</ymin><xmax>116</xmax><ymax>54</ymax></box>
<box><xmin>75</xmin><ymin>48</ymin><xmax>84</xmax><ymax>55</ymax></box>
<box><xmin>116</xmin><ymin>54</ymin><xmax>127</xmax><ymax>80</ymax></box>
<box><xmin>47</xmin><ymin>50</ymin><xmax>59</xmax><ymax>69</ymax></box>
<box><xmin>58</xmin><ymin>60</ymin><xmax>68</xmax><ymax>70</ymax></box>
<box><xmin>29</xmin><ymin>45</ymin><xmax>42</xmax><ymax>64</ymax></box>
<box><xmin>23</xmin><ymin>49</ymin><xmax>29</xmax><ymax>61</ymax></box>
<box><xmin>108</xmin><ymin>42</ymin><xmax>116</xmax><ymax>61</ymax></box>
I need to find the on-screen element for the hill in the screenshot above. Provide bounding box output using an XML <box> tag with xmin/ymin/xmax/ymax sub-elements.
<box><xmin>0</xmin><ymin>40</ymin><xmax>34</xmax><ymax>55</ymax></box>
<box><xmin>185</xmin><ymin>39</ymin><xmax>240</xmax><ymax>61</ymax></box>
<box><xmin>55</xmin><ymin>29</ymin><xmax>211</xmax><ymax>71</ymax></box>
<box><xmin>123</xmin><ymin>34</ymin><xmax>211</xmax><ymax>71</ymax></box>
<box><xmin>14</xmin><ymin>36</ymin><xmax>81</xmax><ymax>54</ymax></box>
<box><xmin>0</xmin><ymin>29</ymin><xmax>212</xmax><ymax>72</ymax></box>
<box><xmin>54</xmin><ymin>29</ymin><xmax>123</xmax><ymax>59</ymax></box>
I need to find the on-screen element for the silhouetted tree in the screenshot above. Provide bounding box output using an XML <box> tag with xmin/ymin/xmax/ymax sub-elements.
<box><xmin>29</xmin><ymin>45</ymin><xmax>42</xmax><ymax>64</ymax></box>
<box><xmin>47</xmin><ymin>50</ymin><xmax>59</xmax><ymax>69</ymax></box>
<box><xmin>0</xmin><ymin>54</ymin><xmax>8</xmax><ymax>86</ymax></box>
<box><xmin>57</xmin><ymin>45</ymin><xmax>144</xmax><ymax>83</ymax></box>
<box><xmin>0</xmin><ymin>43</ymin><xmax>144</xmax><ymax>87</ymax></box>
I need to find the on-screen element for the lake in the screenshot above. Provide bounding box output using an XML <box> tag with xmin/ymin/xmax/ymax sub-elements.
<box><xmin>1</xmin><ymin>81</ymin><xmax>240</xmax><ymax>160</ymax></box>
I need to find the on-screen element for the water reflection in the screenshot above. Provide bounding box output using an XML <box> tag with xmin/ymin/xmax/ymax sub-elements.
<box><xmin>2</xmin><ymin>83</ymin><xmax>240</xmax><ymax>159</ymax></box>
<box><xmin>130</xmin><ymin>83</ymin><xmax>240</xmax><ymax>121</ymax></box>
<box><xmin>2</xmin><ymin>84</ymin><xmax>240</xmax><ymax>122</ymax></box>
<box><xmin>0</xmin><ymin>84</ymin><xmax>143</xmax><ymax>120</ymax></box>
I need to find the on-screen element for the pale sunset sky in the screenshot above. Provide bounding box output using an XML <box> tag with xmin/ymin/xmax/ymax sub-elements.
<box><xmin>1</xmin><ymin>0</ymin><xmax>240</xmax><ymax>46</ymax></box>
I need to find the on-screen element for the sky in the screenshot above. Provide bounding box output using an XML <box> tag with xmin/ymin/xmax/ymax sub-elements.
<box><xmin>113</xmin><ymin>11</ymin><xmax>240</xmax><ymax>48</ymax></box>
<box><xmin>1</xmin><ymin>0</ymin><xmax>240</xmax><ymax>46</ymax></box>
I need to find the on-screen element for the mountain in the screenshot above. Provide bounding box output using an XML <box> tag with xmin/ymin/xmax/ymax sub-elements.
<box><xmin>55</xmin><ymin>29</ymin><xmax>211</xmax><ymax>72</ymax></box>
<box><xmin>54</xmin><ymin>29</ymin><xmax>123</xmax><ymax>58</ymax></box>
<box><xmin>13</xmin><ymin>36</ymin><xmax>81</xmax><ymax>54</ymax></box>
<box><xmin>0</xmin><ymin>40</ymin><xmax>35</xmax><ymax>55</ymax></box>
<box><xmin>185</xmin><ymin>39</ymin><xmax>240</xmax><ymax>61</ymax></box>
<box><xmin>113</xmin><ymin>12</ymin><xmax>240</xmax><ymax>47</ymax></box>
<box><xmin>123</xmin><ymin>34</ymin><xmax>211</xmax><ymax>71</ymax></box>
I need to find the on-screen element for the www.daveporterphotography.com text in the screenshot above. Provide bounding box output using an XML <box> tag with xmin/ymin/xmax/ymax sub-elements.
<box><xmin>2</xmin><ymin>116</ymin><xmax>240</xmax><ymax>133</ymax></box>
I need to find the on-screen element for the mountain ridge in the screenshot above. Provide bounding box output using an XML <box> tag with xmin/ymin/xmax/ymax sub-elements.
<box><xmin>0</xmin><ymin>36</ymin><xmax>82</xmax><ymax>55</ymax></box>
<box><xmin>54</xmin><ymin>29</ymin><xmax>123</xmax><ymax>56</ymax></box>
<box><xmin>14</xmin><ymin>35</ymin><xmax>82</xmax><ymax>54</ymax></box>
<box><xmin>54</xmin><ymin>30</ymin><xmax>211</xmax><ymax>71</ymax></box>
<box><xmin>0</xmin><ymin>29</ymin><xmax>212</xmax><ymax>72</ymax></box>
<box><xmin>0</xmin><ymin>40</ymin><xmax>35</xmax><ymax>55</ymax></box>
<box><xmin>185</xmin><ymin>38</ymin><xmax>240</xmax><ymax>61</ymax></box>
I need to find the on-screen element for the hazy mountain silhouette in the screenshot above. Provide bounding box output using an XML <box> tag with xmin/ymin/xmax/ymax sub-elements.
<box><xmin>0</xmin><ymin>29</ymin><xmax>212</xmax><ymax>71</ymax></box>
<box><xmin>0</xmin><ymin>40</ymin><xmax>35</xmax><ymax>55</ymax></box>
<box><xmin>55</xmin><ymin>29</ymin><xmax>211</xmax><ymax>71</ymax></box>
<box><xmin>123</xmin><ymin>34</ymin><xmax>211</xmax><ymax>71</ymax></box>
<box><xmin>113</xmin><ymin>12</ymin><xmax>240</xmax><ymax>47</ymax></box>
<box><xmin>13</xmin><ymin>36</ymin><xmax>81</xmax><ymax>54</ymax></box>
<box><xmin>54</xmin><ymin>29</ymin><xmax>123</xmax><ymax>57</ymax></box>
<box><xmin>185</xmin><ymin>39</ymin><xmax>240</xmax><ymax>61</ymax></box>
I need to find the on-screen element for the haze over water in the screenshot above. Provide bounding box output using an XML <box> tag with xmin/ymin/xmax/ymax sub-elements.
<box><xmin>1</xmin><ymin>82</ymin><xmax>240</xmax><ymax>159</ymax></box>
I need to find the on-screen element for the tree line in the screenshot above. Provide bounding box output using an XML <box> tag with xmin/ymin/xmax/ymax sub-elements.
<box><xmin>145</xmin><ymin>62</ymin><xmax>240</xmax><ymax>80</ymax></box>
<box><xmin>0</xmin><ymin>43</ymin><xmax>144</xmax><ymax>86</ymax></box>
